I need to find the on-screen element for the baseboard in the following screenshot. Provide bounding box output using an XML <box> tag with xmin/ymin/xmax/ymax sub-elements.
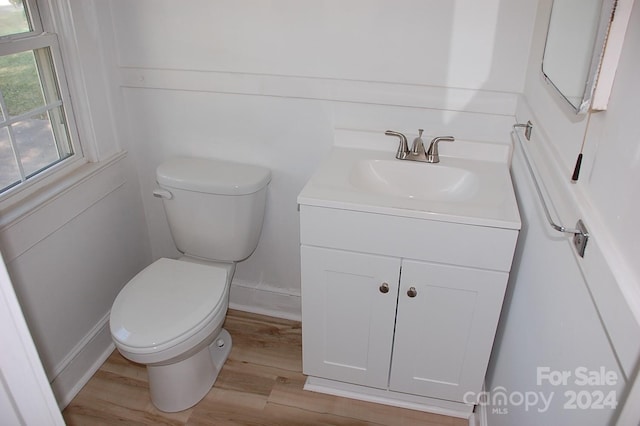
<box><xmin>229</xmin><ymin>280</ymin><xmax>301</xmax><ymax>321</ymax></box>
<box><xmin>469</xmin><ymin>405</ymin><xmax>488</xmax><ymax>426</ymax></box>
<box><xmin>468</xmin><ymin>382</ymin><xmax>489</xmax><ymax>426</ymax></box>
<box><xmin>304</xmin><ymin>376</ymin><xmax>472</xmax><ymax>419</ymax></box>
<box><xmin>47</xmin><ymin>280</ymin><xmax>299</xmax><ymax>410</ymax></box>
<box><xmin>49</xmin><ymin>311</ymin><xmax>115</xmax><ymax>409</ymax></box>
<box><xmin>476</xmin><ymin>399</ymin><xmax>489</xmax><ymax>426</ymax></box>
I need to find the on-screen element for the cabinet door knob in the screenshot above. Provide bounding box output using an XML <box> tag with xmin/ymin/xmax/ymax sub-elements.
<box><xmin>407</xmin><ymin>287</ymin><xmax>417</xmax><ymax>298</ymax></box>
<box><xmin>379</xmin><ymin>282</ymin><xmax>390</xmax><ymax>293</ymax></box>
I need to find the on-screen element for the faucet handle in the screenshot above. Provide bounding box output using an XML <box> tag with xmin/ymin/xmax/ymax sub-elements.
<box><xmin>426</xmin><ymin>136</ymin><xmax>455</xmax><ymax>163</ymax></box>
<box><xmin>384</xmin><ymin>130</ymin><xmax>409</xmax><ymax>159</ymax></box>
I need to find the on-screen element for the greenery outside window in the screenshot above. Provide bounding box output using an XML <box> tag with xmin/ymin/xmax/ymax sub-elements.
<box><xmin>0</xmin><ymin>0</ymin><xmax>82</xmax><ymax>196</ymax></box>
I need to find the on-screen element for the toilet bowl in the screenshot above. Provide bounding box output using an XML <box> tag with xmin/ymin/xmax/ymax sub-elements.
<box><xmin>109</xmin><ymin>156</ymin><xmax>270</xmax><ymax>412</ymax></box>
<box><xmin>110</xmin><ymin>258</ymin><xmax>234</xmax><ymax>412</ymax></box>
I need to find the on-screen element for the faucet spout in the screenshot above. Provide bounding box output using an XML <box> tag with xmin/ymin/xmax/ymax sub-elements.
<box><xmin>411</xmin><ymin>129</ymin><xmax>425</xmax><ymax>156</ymax></box>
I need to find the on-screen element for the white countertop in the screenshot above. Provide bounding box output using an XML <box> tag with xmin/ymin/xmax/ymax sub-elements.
<box><xmin>298</xmin><ymin>140</ymin><xmax>521</xmax><ymax>230</ymax></box>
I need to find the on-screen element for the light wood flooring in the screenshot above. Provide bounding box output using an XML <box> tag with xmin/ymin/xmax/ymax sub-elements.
<box><xmin>63</xmin><ymin>310</ymin><xmax>468</xmax><ymax>426</ymax></box>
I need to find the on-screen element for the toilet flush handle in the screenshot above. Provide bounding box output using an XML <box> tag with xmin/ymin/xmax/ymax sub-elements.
<box><xmin>152</xmin><ymin>188</ymin><xmax>173</xmax><ymax>200</ymax></box>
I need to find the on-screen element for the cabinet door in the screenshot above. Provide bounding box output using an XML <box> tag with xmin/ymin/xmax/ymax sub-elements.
<box><xmin>390</xmin><ymin>259</ymin><xmax>508</xmax><ymax>402</ymax></box>
<box><xmin>301</xmin><ymin>246</ymin><xmax>400</xmax><ymax>389</ymax></box>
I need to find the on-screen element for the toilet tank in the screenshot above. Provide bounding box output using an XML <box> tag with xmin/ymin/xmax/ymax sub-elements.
<box><xmin>155</xmin><ymin>157</ymin><xmax>271</xmax><ymax>262</ymax></box>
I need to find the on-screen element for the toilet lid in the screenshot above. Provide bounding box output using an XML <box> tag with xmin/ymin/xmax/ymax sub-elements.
<box><xmin>110</xmin><ymin>258</ymin><xmax>228</xmax><ymax>350</ymax></box>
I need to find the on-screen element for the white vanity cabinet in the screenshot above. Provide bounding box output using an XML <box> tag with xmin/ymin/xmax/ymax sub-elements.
<box><xmin>299</xmin><ymin>204</ymin><xmax>519</xmax><ymax>414</ymax></box>
<box><xmin>297</xmin><ymin>142</ymin><xmax>521</xmax><ymax>415</ymax></box>
<box><xmin>301</xmin><ymin>246</ymin><xmax>400</xmax><ymax>390</ymax></box>
<box><xmin>389</xmin><ymin>259</ymin><xmax>508</xmax><ymax>402</ymax></box>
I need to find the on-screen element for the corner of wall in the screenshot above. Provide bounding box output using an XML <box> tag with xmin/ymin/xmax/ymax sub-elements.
<box><xmin>49</xmin><ymin>312</ymin><xmax>114</xmax><ymax>409</ymax></box>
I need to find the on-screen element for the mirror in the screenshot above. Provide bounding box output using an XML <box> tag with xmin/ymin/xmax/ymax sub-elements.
<box><xmin>541</xmin><ymin>0</ymin><xmax>617</xmax><ymax>114</ymax></box>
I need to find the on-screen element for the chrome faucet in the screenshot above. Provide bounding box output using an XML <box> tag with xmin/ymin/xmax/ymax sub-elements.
<box><xmin>384</xmin><ymin>130</ymin><xmax>454</xmax><ymax>163</ymax></box>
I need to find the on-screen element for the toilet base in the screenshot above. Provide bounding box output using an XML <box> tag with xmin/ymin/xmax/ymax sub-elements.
<box><xmin>147</xmin><ymin>328</ymin><xmax>233</xmax><ymax>412</ymax></box>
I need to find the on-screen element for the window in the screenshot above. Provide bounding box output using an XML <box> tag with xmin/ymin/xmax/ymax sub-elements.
<box><xmin>0</xmin><ymin>0</ymin><xmax>81</xmax><ymax>196</ymax></box>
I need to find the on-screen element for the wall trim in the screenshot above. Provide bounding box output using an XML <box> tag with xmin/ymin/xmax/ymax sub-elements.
<box><xmin>120</xmin><ymin>67</ymin><xmax>519</xmax><ymax>117</ymax></box>
<box><xmin>0</xmin><ymin>152</ymin><xmax>128</xmax><ymax>262</ymax></box>
<box><xmin>229</xmin><ymin>279</ymin><xmax>301</xmax><ymax>322</ymax></box>
<box><xmin>49</xmin><ymin>281</ymin><xmax>301</xmax><ymax>408</ymax></box>
<box><xmin>48</xmin><ymin>310</ymin><xmax>114</xmax><ymax>409</ymax></box>
<box><xmin>470</xmin><ymin>383</ymin><xmax>489</xmax><ymax>426</ymax></box>
<box><xmin>305</xmin><ymin>376</ymin><xmax>472</xmax><ymax>419</ymax></box>
<box><xmin>469</xmin><ymin>404</ymin><xmax>488</xmax><ymax>426</ymax></box>
<box><xmin>41</xmin><ymin>0</ymin><xmax>103</xmax><ymax>162</ymax></box>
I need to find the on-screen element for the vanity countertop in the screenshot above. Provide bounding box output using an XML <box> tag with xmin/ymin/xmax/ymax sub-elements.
<box><xmin>298</xmin><ymin>138</ymin><xmax>521</xmax><ymax>230</ymax></box>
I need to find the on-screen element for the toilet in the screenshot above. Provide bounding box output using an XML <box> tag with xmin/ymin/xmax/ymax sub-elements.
<box><xmin>109</xmin><ymin>156</ymin><xmax>271</xmax><ymax>412</ymax></box>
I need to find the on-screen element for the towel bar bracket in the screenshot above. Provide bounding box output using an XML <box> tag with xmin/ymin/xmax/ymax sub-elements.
<box><xmin>573</xmin><ymin>219</ymin><xmax>589</xmax><ymax>258</ymax></box>
<box><xmin>514</xmin><ymin>121</ymin><xmax>533</xmax><ymax>140</ymax></box>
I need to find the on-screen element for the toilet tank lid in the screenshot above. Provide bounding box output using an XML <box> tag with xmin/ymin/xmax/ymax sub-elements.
<box><xmin>157</xmin><ymin>157</ymin><xmax>271</xmax><ymax>195</ymax></box>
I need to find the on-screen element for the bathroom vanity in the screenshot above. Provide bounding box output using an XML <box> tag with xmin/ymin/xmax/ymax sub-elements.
<box><xmin>297</xmin><ymin>131</ymin><xmax>521</xmax><ymax>416</ymax></box>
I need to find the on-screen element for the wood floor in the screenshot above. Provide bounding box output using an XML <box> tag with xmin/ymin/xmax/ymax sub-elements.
<box><xmin>63</xmin><ymin>310</ymin><xmax>468</xmax><ymax>426</ymax></box>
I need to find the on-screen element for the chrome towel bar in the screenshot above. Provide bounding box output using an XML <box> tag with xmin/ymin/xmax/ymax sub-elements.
<box><xmin>512</xmin><ymin>122</ymin><xmax>589</xmax><ymax>257</ymax></box>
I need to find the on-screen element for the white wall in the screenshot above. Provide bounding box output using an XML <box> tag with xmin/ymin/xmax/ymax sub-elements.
<box><xmin>485</xmin><ymin>135</ymin><xmax>625</xmax><ymax>425</ymax></box>
<box><xmin>521</xmin><ymin>0</ymin><xmax>640</xmax><ymax>278</ymax></box>
<box><xmin>108</xmin><ymin>0</ymin><xmax>538</xmax><ymax>318</ymax></box>
<box><xmin>112</xmin><ymin>0</ymin><xmax>532</xmax><ymax>92</ymax></box>
<box><xmin>485</xmin><ymin>0</ymin><xmax>640</xmax><ymax>424</ymax></box>
<box><xmin>580</xmin><ymin>3</ymin><xmax>640</xmax><ymax>295</ymax></box>
<box><xmin>0</xmin><ymin>0</ymin><xmax>152</xmax><ymax>407</ymax></box>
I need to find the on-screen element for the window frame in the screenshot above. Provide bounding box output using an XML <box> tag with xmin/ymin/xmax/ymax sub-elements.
<box><xmin>0</xmin><ymin>0</ymin><xmax>85</xmax><ymax>205</ymax></box>
<box><xmin>0</xmin><ymin>0</ymin><xmax>43</xmax><ymax>39</ymax></box>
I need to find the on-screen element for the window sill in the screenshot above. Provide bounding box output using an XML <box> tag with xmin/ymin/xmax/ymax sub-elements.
<box><xmin>0</xmin><ymin>151</ymin><xmax>128</xmax><ymax>231</ymax></box>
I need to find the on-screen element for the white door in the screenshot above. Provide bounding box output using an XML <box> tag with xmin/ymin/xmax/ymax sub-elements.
<box><xmin>301</xmin><ymin>246</ymin><xmax>400</xmax><ymax>389</ymax></box>
<box><xmin>390</xmin><ymin>259</ymin><xmax>508</xmax><ymax>402</ymax></box>
<box><xmin>0</xmin><ymin>252</ymin><xmax>64</xmax><ymax>425</ymax></box>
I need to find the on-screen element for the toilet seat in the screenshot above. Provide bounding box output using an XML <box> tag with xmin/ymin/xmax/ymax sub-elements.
<box><xmin>110</xmin><ymin>258</ymin><xmax>228</xmax><ymax>355</ymax></box>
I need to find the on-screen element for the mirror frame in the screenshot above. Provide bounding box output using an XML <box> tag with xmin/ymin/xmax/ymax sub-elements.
<box><xmin>541</xmin><ymin>0</ymin><xmax>617</xmax><ymax>115</ymax></box>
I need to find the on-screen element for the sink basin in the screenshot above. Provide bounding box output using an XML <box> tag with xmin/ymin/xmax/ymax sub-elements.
<box><xmin>297</xmin><ymin>142</ymin><xmax>521</xmax><ymax>229</ymax></box>
<box><xmin>349</xmin><ymin>159</ymin><xmax>479</xmax><ymax>202</ymax></box>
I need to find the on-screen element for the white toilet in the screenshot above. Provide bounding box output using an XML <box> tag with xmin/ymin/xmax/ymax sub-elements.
<box><xmin>109</xmin><ymin>156</ymin><xmax>271</xmax><ymax>412</ymax></box>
